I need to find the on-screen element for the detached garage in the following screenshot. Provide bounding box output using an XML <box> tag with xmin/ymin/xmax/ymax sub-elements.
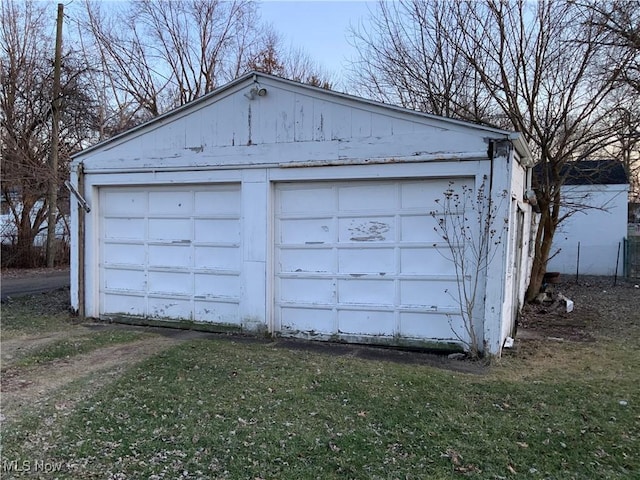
<box><xmin>70</xmin><ymin>72</ymin><xmax>536</xmax><ymax>356</ymax></box>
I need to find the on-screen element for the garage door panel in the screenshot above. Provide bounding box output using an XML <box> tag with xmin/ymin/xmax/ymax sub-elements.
<box><xmin>194</xmin><ymin>189</ymin><xmax>240</xmax><ymax>215</ymax></box>
<box><xmin>338</xmin><ymin>310</ymin><xmax>394</xmax><ymax>336</ymax></box>
<box><xmin>103</xmin><ymin>293</ymin><xmax>146</xmax><ymax>316</ymax></box>
<box><xmin>280</xmin><ymin>278</ymin><xmax>334</xmax><ymax>303</ymax></box>
<box><xmin>194</xmin><ymin>218</ymin><xmax>240</xmax><ymax>243</ymax></box>
<box><xmin>148</xmin><ymin>244</ymin><xmax>191</xmax><ymax>267</ymax></box>
<box><xmin>399</xmin><ymin>312</ymin><xmax>465</xmax><ymax>340</ymax></box>
<box><xmin>148</xmin><ymin>191</ymin><xmax>193</xmax><ymax>214</ymax></box>
<box><xmin>194</xmin><ymin>273</ymin><xmax>240</xmax><ymax>298</ymax></box>
<box><xmin>194</xmin><ymin>246</ymin><xmax>240</xmax><ymax>269</ymax></box>
<box><xmin>103</xmin><ymin>218</ymin><xmax>145</xmax><ymax>240</ymax></box>
<box><xmin>400</xmin><ymin>216</ymin><xmax>442</xmax><ymax>242</ymax></box>
<box><xmin>400</xmin><ymin>248</ymin><xmax>456</xmax><ymax>275</ymax></box>
<box><xmin>103</xmin><ymin>268</ymin><xmax>146</xmax><ymax>292</ymax></box>
<box><xmin>339</xmin><ymin>217</ymin><xmax>395</xmax><ymax>242</ymax></box>
<box><xmin>280</xmin><ymin>307</ymin><xmax>334</xmax><ymax>333</ymax></box>
<box><xmin>338</xmin><ymin>184</ymin><xmax>396</xmax><ymax>211</ymax></box>
<box><xmin>279</xmin><ymin>248</ymin><xmax>333</xmax><ymax>273</ymax></box>
<box><xmin>338</xmin><ymin>279</ymin><xmax>394</xmax><ymax>305</ymax></box>
<box><xmin>148</xmin><ymin>218</ymin><xmax>191</xmax><ymax>241</ymax></box>
<box><xmin>194</xmin><ymin>300</ymin><xmax>240</xmax><ymax>324</ymax></box>
<box><xmin>148</xmin><ymin>271</ymin><xmax>192</xmax><ymax>295</ymax></box>
<box><xmin>103</xmin><ymin>243</ymin><xmax>146</xmax><ymax>266</ymax></box>
<box><xmin>278</xmin><ymin>218</ymin><xmax>333</xmax><ymax>244</ymax></box>
<box><xmin>399</xmin><ymin>279</ymin><xmax>460</xmax><ymax>308</ymax></box>
<box><xmin>401</xmin><ymin>180</ymin><xmax>461</xmax><ymax>209</ymax></box>
<box><xmin>148</xmin><ymin>297</ymin><xmax>192</xmax><ymax>319</ymax></box>
<box><xmin>102</xmin><ymin>191</ymin><xmax>147</xmax><ymax>215</ymax></box>
<box><xmin>338</xmin><ymin>248</ymin><xmax>394</xmax><ymax>274</ymax></box>
<box><xmin>278</xmin><ymin>186</ymin><xmax>335</xmax><ymax>214</ymax></box>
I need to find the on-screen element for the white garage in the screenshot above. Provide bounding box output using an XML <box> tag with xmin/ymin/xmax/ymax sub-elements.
<box><xmin>71</xmin><ymin>72</ymin><xmax>536</xmax><ymax>356</ymax></box>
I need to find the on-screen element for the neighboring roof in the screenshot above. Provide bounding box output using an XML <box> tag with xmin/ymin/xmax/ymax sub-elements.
<box><xmin>73</xmin><ymin>71</ymin><xmax>534</xmax><ymax>164</ymax></box>
<box><xmin>561</xmin><ymin>160</ymin><xmax>629</xmax><ymax>185</ymax></box>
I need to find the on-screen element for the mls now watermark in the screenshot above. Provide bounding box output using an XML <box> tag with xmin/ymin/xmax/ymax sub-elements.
<box><xmin>2</xmin><ymin>459</ymin><xmax>64</xmax><ymax>474</ymax></box>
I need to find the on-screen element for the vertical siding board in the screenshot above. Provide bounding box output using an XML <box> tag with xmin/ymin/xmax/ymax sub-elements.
<box><xmin>294</xmin><ymin>94</ymin><xmax>315</xmax><ymax>142</ymax></box>
<box><xmin>351</xmin><ymin>108</ymin><xmax>372</xmax><ymax>138</ymax></box>
<box><xmin>275</xmin><ymin>88</ymin><xmax>296</xmax><ymax>143</ymax></box>
<box><xmin>312</xmin><ymin>99</ymin><xmax>332</xmax><ymax>142</ymax></box>
<box><xmin>331</xmin><ymin>103</ymin><xmax>352</xmax><ymax>141</ymax></box>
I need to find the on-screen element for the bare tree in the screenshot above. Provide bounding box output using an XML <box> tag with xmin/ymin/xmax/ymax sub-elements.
<box><xmin>78</xmin><ymin>0</ymin><xmax>267</xmax><ymax>124</ymax></box>
<box><xmin>1</xmin><ymin>0</ymin><xmax>95</xmax><ymax>266</ymax></box>
<box><xmin>582</xmin><ymin>0</ymin><xmax>640</xmax><ymax>202</ymax></box>
<box><xmin>349</xmin><ymin>0</ymin><xmax>634</xmax><ymax>300</ymax></box>
<box><xmin>583</xmin><ymin>0</ymin><xmax>640</xmax><ymax>93</ymax></box>
<box><xmin>246</xmin><ymin>30</ymin><xmax>334</xmax><ymax>89</ymax></box>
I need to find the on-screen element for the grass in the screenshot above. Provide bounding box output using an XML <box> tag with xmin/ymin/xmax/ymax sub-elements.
<box><xmin>14</xmin><ymin>330</ymin><xmax>145</xmax><ymax>366</ymax></box>
<box><xmin>1</xmin><ymin>290</ymin><xmax>75</xmax><ymax>338</ymax></box>
<box><xmin>3</xmin><ymin>338</ymin><xmax>638</xmax><ymax>479</ymax></box>
<box><xmin>1</xmin><ymin>288</ymin><xmax>639</xmax><ymax>479</ymax></box>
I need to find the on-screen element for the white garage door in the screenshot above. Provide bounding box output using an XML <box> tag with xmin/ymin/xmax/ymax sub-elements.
<box><xmin>99</xmin><ymin>184</ymin><xmax>241</xmax><ymax>324</ymax></box>
<box><xmin>275</xmin><ymin>179</ymin><xmax>472</xmax><ymax>344</ymax></box>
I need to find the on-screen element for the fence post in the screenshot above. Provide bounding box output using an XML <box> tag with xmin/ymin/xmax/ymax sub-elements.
<box><xmin>575</xmin><ymin>241</ymin><xmax>580</xmax><ymax>283</ymax></box>
<box><xmin>614</xmin><ymin>241</ymin><xmax>621</xmax><ymax>286</ymax></box>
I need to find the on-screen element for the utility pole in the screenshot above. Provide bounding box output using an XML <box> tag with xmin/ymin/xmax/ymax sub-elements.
<box><xmin>46</xmin><ymin>3</ymin><xmax>63</xmax><ymax>267</ymax></box>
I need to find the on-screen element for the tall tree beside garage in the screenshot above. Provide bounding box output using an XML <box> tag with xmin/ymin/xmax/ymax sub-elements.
<box><xmin>348</xmin><ymin>0</ymin><xmax>635</xmax><ymax>299</ymax></box>
<box><xmin>79</xmin><ymin>0</ymin><xmax>265</xmax><ymax>129</ymax></box>
<box><xmin>584</xmin><ymin>0</ymin><xmax>640</xmax><ymax>203</ymax></box>
<box><xmin>0</xmin><ymin>0</ymin><xmax>96</xmax><ymax>266</ymax></box>
<box><xmin>78</xmin><ymin>0</ymin><xmax>334</xmax><ymax>138</ymax></box>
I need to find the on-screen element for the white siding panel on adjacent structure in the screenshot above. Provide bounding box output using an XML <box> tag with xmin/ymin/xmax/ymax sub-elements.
<box><xmin>274</xmin><ymin>179</ymin><xmax>474</xmax><ymax>345</ymax></box>
<box><xmin>99</xmin><ymin>184</ymin><xmax>241</xmax><ymax>324</ymax></box>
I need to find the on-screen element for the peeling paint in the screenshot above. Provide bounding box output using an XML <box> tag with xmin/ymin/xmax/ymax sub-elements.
<box><xmin>186</xmin><ymin>146</ymin><xmax>204</xmax><ymax>153</ymax></box>
<box><xmin>349</xmin><ymin>220</ymin><xmax>390</xmax><ymax>241</ymax></box>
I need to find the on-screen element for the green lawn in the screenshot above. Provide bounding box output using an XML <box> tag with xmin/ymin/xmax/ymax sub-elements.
<box><xmin>1</xmin><ymin>290</ymin><xmax>639</xmax><ymax>479</ymax></box>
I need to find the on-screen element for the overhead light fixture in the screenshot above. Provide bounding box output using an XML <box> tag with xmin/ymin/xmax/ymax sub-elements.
<box><xmin>244</xmin><ymin>85</ymin><xmax>267</xmax><ymax>100</ymax></box>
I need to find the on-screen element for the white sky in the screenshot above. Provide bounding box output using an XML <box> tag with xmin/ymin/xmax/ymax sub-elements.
<box><xmin>259</xmin><ymin>1</ymin><xmax>374</xmax><ymax>84</ymax></box>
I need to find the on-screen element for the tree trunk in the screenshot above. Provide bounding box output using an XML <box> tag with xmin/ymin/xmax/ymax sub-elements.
<box><xmin>525</xmin><ymin>198</ymin><xmax>558</xmax><ymax>301</ymax></box>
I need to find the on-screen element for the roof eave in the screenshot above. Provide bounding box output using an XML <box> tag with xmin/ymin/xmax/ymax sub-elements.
<box><xmin>508</xmin><ymin>132</ymin><xmax>537</xmax><ymax>167</ymax></box>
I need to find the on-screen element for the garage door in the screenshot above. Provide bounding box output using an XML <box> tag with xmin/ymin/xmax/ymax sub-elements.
<box><xmin>99</xmin><ymin>184</ymin><xmax>241</xmax><ymax>324</ymax></box>
<box><xmin>274</xmin><ymin>179</ymin><xmax>471</xmax><ymax>343</ymax></box>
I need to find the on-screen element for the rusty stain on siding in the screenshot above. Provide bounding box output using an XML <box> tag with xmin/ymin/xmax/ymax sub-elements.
<box><xmin>349</xmin><ymin>220</ymin><xmax>390</xmax><ymax>241</ymax></box>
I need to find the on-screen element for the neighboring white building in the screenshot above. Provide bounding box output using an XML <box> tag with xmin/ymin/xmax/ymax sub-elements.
<box><xmin>547</xmin><ymin>160</ymin><xmax>629</xmax><ymax>276</ymax></box>
<box><xmin>70</xmin><ymin>72</ymin><xmax>537</xmax><ymax>356</ymax></box>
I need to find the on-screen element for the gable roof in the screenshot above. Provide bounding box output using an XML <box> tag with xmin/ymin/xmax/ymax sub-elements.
<box><xmin>561</xmin><ymin>160</ymin><xmax>629</xmax><ymax>185</ymax></box>
<box><xmin>73</xmin><ymin>71</ymin><xmax>534</xmax><ymax>164</ymax></box>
